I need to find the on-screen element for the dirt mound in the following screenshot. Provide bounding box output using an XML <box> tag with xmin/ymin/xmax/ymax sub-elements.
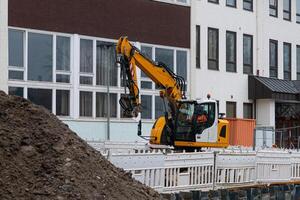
<box><xmin>0</xmin><ymin>91</ymin><xmax>163</xmax><ymax>200</ymax></box>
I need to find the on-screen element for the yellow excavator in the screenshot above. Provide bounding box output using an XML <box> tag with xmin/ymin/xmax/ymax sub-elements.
<box><xmin>116</xmin><ymin>37</ymin><xmax>229</xmax><ymax>150</ymax></box>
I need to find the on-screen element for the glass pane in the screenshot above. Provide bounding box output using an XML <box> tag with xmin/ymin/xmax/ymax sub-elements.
<box><xmin>284</xmin><ymin>43</ymin><xmax>291</xmax><ymax>70</ymax></box>
<box><xmin>56</xmin><ymin>90</ymin><xmax>70</xmax><ymax>116</ymax></box>
<box><xmin>226</xmin><ymin>0</ymin><xmax>236</xmax><ymax>6</ymax></box>
<box><xmin>56</xmin><ymin>74</ymin><xmax>70</xmax><ymax>83</ymax></box>
<box><xmin>284</xmin><ymin>11</ymin><xmax>291</xmax><ymax>20</ymax></box>
<box><xmin>243</xmin><ymin>103</ymin><xmax>253</xmax><ymax>119</ymax></box>
<box><xmin>141</xmin><ymin>81</ymin><xmax>152</xmax><ymax>89</ymax></box>
<box><xmin>243</xmin><ymin>1</ymin><xmax>252</xmax><ymax>10</ymax></box>
<box><xmin>56</xmin><ymin>36</ymin><xmax>70</xmax><ymax>71</ymax></box>
<box><xmin>96</xmin><ymin>42</ymin><xmax>117</xmax><ymax>86</ymax></box>
<box><xmin>177</xmin><ymin>50</ymin><xmax>187</xmax><ymax>81</ymax></box>
<box><xmin>80</xmin><ymin>91</ymin><xmax>93</xmax><ymax>117</ymax></box>
<box><xmin>80</xmin><ymin>76</ymin><xmax>93</xmax><ymax>85</ymax></box>
<box><xmin>28</xmin><ymin>88</ymin><xmax>52</xmax><ymax>111</ymax></box>
<box><xmin>270</xmin><ymin>41</ymin><xmax>277</xmax><ymax>67</ymax></box>
<box><xmin>80</xmin><ymin>39</ymin><xmax>93</xmax><ymax>73</ymax></box>
<box><xmin>96</xmin><ymin>92</ymin><xmax>117</xmax><ymax>118</ymax></box>
<box><xmin>226</xmin><ymin>102</ymin><xmax>236</xmax><ymax>118</ymax></box>
<box><xmin>196</xmin><ymin>25</ymin><xmax>200</xmax><ymax>68</ymax></box>
<box><xmin>243</xmin><ymin>35</ymin><xmax>253</xmax><ymax>74</ymax></box>
<box><xmin>226</xmin><ymin>32</ymin><xmax>236</xmax><ymax>72</ymax></box>
<box><xmin>141</xmin><ymin>95</ymin><xmax>152</xmax><ymax>119</ymax></box>
<box><xmin>155</xmin><ymin>96</ymin><xmax>164</xmax><ymax>119</ymax></box>
<box><xmin>155</xmin><ymin>48</ymin><xmax>174</xmax><ymax>71</ymax></box>
<box><xmin>284</xmin><ymin>0</ymin><xmax>291</xmax><ymax>11</ymax></box>
<box><xmin>141</xmin><ymin>46</ymin><xmax>152</xmax><ymax>77</ymax></box>
<box><xmin>8</xmin><ymin>87</ymin><xmax>23</xmax><ymax>97</ymax></box>
<box><xmin>9</xmin><ymin>29</ymin><xmax>24</xmax><ymax>67</ymax></box>
<box><xmin>28</xmin><ymin>33</ymin><xmax>53</xmax><ymax>82</ymax></box>
<box><xmin>9</xmin><ymin>70</ymin><xmax>23</xmax><ymax>80</ymax></box>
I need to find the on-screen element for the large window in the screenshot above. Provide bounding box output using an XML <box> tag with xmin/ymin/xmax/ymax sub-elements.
<box><xmin>28</xmin><ymin>88</ymin><xmax>52</xmax><ymax>111</ymax></box>
<box><xmin>141</xmin><ymin>95</ymin><xmax>152</xmax><ymax>119</ymax></box>
<box><xmin>226</xmin><ymin>101</ymin><xmax>236</xmax><ymax>118</ymax></box>
<box><xmin>155</xmin><ymin>48</ymin><xmax>174</xmax><ymax>71</ymax></box>
<box><xmin>80</xmin><ymin>91</ymin><xmax>93</xmax><ymax>117</ymax></box>
<box><xmin>28</xmin><ymin>33</ymin><xmax>53</xmax><ymax>82</ymax></box>
<box><xmin>243</xmin><ymin>0</ymin><xmax>253</xmax><ymax>11</ymax></box>
<box><xmin>269</xmin><ymin>39</ymin><xmax>278</xmax><ymax>78</ymax></box>
<box><xmin>8</xmin><ymin>87</ymin><xmax>23</xmax><ymax>97</ymax></box>
<box><xmin>80</xmin><ymin>39</ymin><xmax>93</xmax><ymax>85</ymax></box>
<box><xmin>56</xmin><ymin>36</ymin><xmax>71</xmax><ymax>83</ymax></box>
<box><xmin>96</xmin><ymin>42</ymin><xmax>117</xmax><ymax>86</ymax></box>
<box><xmin>283</xmin><ymin>42</ymin><xmax>291</xmax><ymax>80</ymax></box>
<box><xmin>297</xmin><ymin>0</ymin><xmax>300</xmax><ymax>23</ymax></box>
<box><xmin>243</xmin><ymin>34</ymin><xmax>253</xmax><ymax>74</ymax></box>
<box><xmin>208</xmin><ymin>28</ymin><xmax>219</xmax><ymax>70</ymax></box>
<box><xmin>269</xmin><ymin>0</ymin><xmax>278</xmax><ymax>17</ymax></box>
<box><xmin>283</xmin><ymin>0</ymin><xmax>291</xmax><ymax>21</ymax></box>
<box><xmin>297</xmin><ymin>46</ymin><xmax>300</xmax><ymax>80</ymax></box>
<box><xmin>96</xmin><ymin>93</ymin><xmax>117</xmax><ymax>118</ymax></box>
<box><xmin>56</xmin><ymin>90</ymin><xmax>70</xmax><ymax>116</ymax></box>
<box><xmin>177</xmin><ymin>50</ymin><xmax>187</xmax><ymax>81</ymax></box>
<box><xmin>196</xmin><ymin>25</ymin><xmax>200</xmax><ymax>68</ymax></box>
<box><xmin>9</xmin><ymin>29</ymin><xmax>24</xmax><ymax>67</ymax></box>
<box><xmin>243</xmin><ymin>103</ymin><xmax>253</xmax><ymax>119</ymax></box>
<box><xmin>226</xmin><ymin>31</ymin><xmax>236</xmax><ymax>72</ymax></box>
<box><xmin>226</xmin><ymin>0</ymin><xmax>236</xmax><ymax>7</ymax></box>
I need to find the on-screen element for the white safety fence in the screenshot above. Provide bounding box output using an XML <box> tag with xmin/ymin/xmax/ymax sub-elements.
<box><xmin>88</xmin><ymin>141</ymin><xmax>300</xmax><ymax>193</ymax></box>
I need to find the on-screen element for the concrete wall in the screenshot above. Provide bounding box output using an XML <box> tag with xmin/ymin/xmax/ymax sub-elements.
<box><xmin>0</xmin><ymin>0</ymin><xmax>8</xmax><ymax>92</ymax></box>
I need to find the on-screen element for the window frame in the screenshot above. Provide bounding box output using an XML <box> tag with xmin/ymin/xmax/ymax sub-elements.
<box><xmin>297</xmin><ymin>45</ymin><xmax>300</xmax><ymax>80</ymax></box>
<box><xmin>226</xmin><ymin>101</ymin><xmax>237</xmax><ymax>118</ymax></box>
<box><xmin>226</xmin><ymin>0</ymin><xmax>237</xmax><ymax>8</ymax></box>
<box><xmin>269</xmin><ymin>0</ymin><xmax>278</xmax><ymax>17</ymax></box>
<box><xmin>283</xmin><ymin>42</ymin><xmax>292</xmax><ymax>80</ymax></box>
<box><xmin>196</xmin><ymin>25</ymin><xmax>200</xmax><ymax>69</ymax></box>
<box><xmin>297</xmin><ymin>0</ymin><xmax>300</xmax><ymax>23</ymax></box>
<box><xmin>283</xmin><ymin>0</ymin><xmax>291</xmax><ymax>21</ymax></box>
<box><xmin>269</xmin><ymin>39</ymin><xmax>278</xmax><ymax>78</ymax></box>
<box><xmin>226</xmin><ymin>31</ymin><xmax>237</xmax><ymax>73</ymax></box>
<box><xmin>207</xmin><ymin>27</ymin><xmax>219</xmax><ymax>71</ymax></box>
<box><xmin>243</xmin><ymin>34</ymin><xmax>253</xmax><ymax>75</ymax></box>
<box><xmin>243</xmin><ymin>0</ymin><xmax>253</xmax><ymax>11</ymax></box>
<box><xmin>208</xmin><ymin>0</ymin><xmax>219</xmax><ymax>4</ymax></box>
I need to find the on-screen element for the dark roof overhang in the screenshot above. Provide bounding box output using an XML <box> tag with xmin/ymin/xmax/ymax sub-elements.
<box><xmin>248</xmin><ymin>75</ymin><xmax>300</xmax><ymax>101</ymax></box>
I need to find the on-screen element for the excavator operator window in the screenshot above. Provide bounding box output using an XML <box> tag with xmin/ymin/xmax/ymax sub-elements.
<box><xmin>192</xmin><ymin>103</ymin><xmax>216</xmax><ymax>134</ymax></box>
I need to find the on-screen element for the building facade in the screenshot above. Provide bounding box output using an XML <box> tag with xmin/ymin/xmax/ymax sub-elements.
<box><xmin>0</xmin><ymin>0</ymin><xmax>8</xmax><ymax>92</ymax></box>
<box><xmin>6</xmin><ymin>0</ymin><xmax>190</xmax><ymax>141</ymax></box>
<box><xmin>191</xmin><ymin>0</ymin><xmax>300</xmax><ymax>135</ymax></box>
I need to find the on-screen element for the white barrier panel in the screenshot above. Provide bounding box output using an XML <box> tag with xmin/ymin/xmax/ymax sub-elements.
<box><xmin>87</xmin><ymin>142</ymin><xmax>300</xmax><ymax>193</ymax></box>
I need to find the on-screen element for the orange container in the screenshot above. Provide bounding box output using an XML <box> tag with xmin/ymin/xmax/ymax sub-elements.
<box><xmin>225</xmin><ymin>118</ymin><xmax>256</xmax><ymax>147</ymax></box>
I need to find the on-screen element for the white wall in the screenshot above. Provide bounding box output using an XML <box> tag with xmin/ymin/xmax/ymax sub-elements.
<box><xmin>256</xmin><ymin>99</ymin><xmax>275</xmax><ymax>127</ymax></box>
<box><xmin>0</xmin><ymin>0</ymin><xmax>8</xmax><ymax>92</ymax></box>
<box><xmin>191</xmin><ymin>0</ymin><xmax>257</xmax><ymax>118</ymax></box>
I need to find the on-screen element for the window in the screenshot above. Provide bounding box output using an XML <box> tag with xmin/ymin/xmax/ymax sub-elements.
<box><xmin>208</xmin><ymin>28</ymin><xmax>219</xmax><ymax>70</ymax></box>
<box><xmin>196</xmin><ymin>25</ymin><xmax>200</xmax><ymax>68</ymax></box>
<box><xmin>283</xmin><ymin>0</ymin><xmax>291</xmax><ymax>21</ymax></box>
<box><xmin>141</xmin><ymin>81</ymin><xmax>152</xmax><ymax>89</ymax></box>
<box><xmin>269</xmin><ymin>40</ymin><xmax>278</xmax><ymax>78</ymax></box>
<box><xmin>226</xmin><ymin>31</ymin><xmax>236</xmax><ymax>72</ymax></box>
<box><xmin>177</xmin><ymin>50</ymin><xmax>187</xmax><ymax>81</ymax></box>
<box><xmin>226</xmin><ymin>101</ymin><xmax>236</xmax><ymax>118</ymax></box>
<box><xmin>283</xmin><ymin>42</ymin><xmax>291</xmax><ymax>80</ymax></box>
<box><xmin>141</xmin><ymin>95</ymin><xmax>152</xmax><ymax>119</ymax></box>
<box><xmin>28</xmin><ymin>33</ymin><xmax>53</xmax><ymax>82</ymax></box>
<box><xmin>226</xmin><ymin>0</ymin><xmax>236</xmax><ymax>7</ymax></box>
<box><xmin>80</xmin><ymin>91</ymin><xmax>93</xmax><ymax>117</ymax></box>
<box><xmin>297</xmin><ymin>0</ymin><xmax>300</xmax><ymax>23</ymax></box>
<box><xmin>80</xmin><ymin>39</ymin><xmax>93</xmax><ymax>85</ymax></box>
<box><xmin>9</xmin><ymin>29</ymin><xmax>24</xmax><ymax>67</ymax></box>
<box><xmin>141</xmin><ymin>46</ymin><xmax>152</xmax><ymax>77</ymax></box>
<box><xmin>8</xmin><ymin>87</ymin><xmax>23</xmax><ymax>97</ymax></box>
<box><xmin>56</xmin><ymin>90</ymin><xmax>70</xmax><ymax>116</ymax></box>
<box><xmin>243</xmin><ymin>34</ymin><xmax>253</xmax><ymax>74</ymax></box>
<box><xmin>56</xmin><ymin>36</ymin><xmax>70</xmax><ymax>71</ymax></box>
<box><xmin>243</xmin><ymin>103</ymin><xmax>253</xmax><ymax>119</ymax></box>
<box><xmin>28</xmin><ymin>88</ymin><xmax>52</xmax><ymax>111</ymax></box>
<box><xmin>96</xmin><ymin>93</ymin><xmax>117</xmax><ymax>118</ymax></box>
<box><xmin>96</xmin><ymin>42</ymin><xmax>117</xmax><ymax>86</ymax></box>
<box><xmin>297</xmin><ymin>45</ymin><xmax>300</xmax><ymax>80</ymax></box>
<box><xmin>155</xmin><ymin>48</ymin><xmax>174</xmax><ymax>71</ymax></box>
<box><xmin>155</xmin><ymin>96</ymin><xmax>165</xmax><ymax>119</ymax></box>
<box><xmin>208</xmin><ymin>0</ymin><xmax>219</xmax><ymax>3</ymax></box>
<box><xmin>9</xmin><ymin>71</ymin><xmax>23</xmax><ymax>80</ymax></box>
<box><xmin>243</xmin><ymin>0</ymin><xmax>253</xmax><ymax>11</ymax></box>
<box><xmin>269</xmin><ymin>0</ymin><xmax>278</xmax><ymax>17</ymax></box>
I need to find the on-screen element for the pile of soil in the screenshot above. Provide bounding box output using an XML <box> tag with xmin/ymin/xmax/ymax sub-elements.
<box><xmin>0</xmin><ymin>91</ymin><xmax>163</xmax><ymax>200</ymax></box>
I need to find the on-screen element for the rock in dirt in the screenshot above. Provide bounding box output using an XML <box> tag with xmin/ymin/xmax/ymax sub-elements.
<box><xmin>0</xmin><ymin>91</ymin><xmax>164</xmax><ymax>200</ymax></box>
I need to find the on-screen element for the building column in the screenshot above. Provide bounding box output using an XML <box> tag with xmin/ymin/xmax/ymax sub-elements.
<box><xmin>256</xmin><ymin>99</ymin><xmax>275</xmax><ymax>127</ymax></box>
<box><xmin>0</xmin><ymin>0</ymin><xmax>8</xmax><ymax>92</ymax></box>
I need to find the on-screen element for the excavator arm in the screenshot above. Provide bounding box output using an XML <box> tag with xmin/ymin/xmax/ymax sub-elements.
<box><xmin>116</xmin><ymin>37</ymin><xmax>185</xmax><ymax>118</ymax></box>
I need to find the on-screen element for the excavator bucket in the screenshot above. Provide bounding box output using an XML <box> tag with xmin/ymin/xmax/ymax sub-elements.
<box><xmin>119</xmin><ymin>95</ymin><xmax>139</xmax><ymax>118</ymax></box>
